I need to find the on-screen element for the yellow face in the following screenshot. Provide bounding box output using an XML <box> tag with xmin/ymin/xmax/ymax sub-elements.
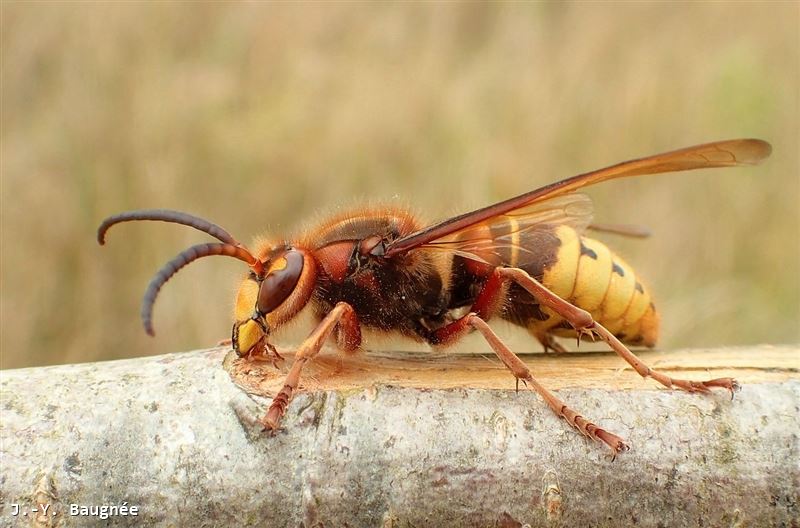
<box><xmin>231</xmin><ymin>248</ymin><xmax>316</xmax><ymax>357</ymax></box>
<box><xmin>232</xmin><ymin>277</ymin><xmax>264</xmax><ymax>356</ymax></box>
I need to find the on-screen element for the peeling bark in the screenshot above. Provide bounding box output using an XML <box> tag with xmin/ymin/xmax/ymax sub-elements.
<box><xmin>1</xmin><ymin>346</ymin><xmax>798</xmax><ymax>527</ymax></box>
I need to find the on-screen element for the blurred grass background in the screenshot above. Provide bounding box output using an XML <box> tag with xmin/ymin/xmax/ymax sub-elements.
<box><xmin>1</xmin><ymin>2</ymin><xmax>798</xmax><ymax>369</ymax></box>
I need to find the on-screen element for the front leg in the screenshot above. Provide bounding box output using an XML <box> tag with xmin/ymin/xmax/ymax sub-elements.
<box><xmin>261</xmin><ymin>302</ymin><xmax>361</xmax><ymax>430</ymax></box>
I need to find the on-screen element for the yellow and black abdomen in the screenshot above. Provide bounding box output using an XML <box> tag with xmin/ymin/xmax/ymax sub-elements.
<box><xmin>527</xmin><ymin>225</ymin><xmax>659</xmax><ymax>347</ymax></box>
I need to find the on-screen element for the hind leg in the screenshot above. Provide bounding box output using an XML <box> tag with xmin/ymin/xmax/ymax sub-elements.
<box><xmin>500</xmin><ymin>267</ymin><xmax>739</xmax><ymax>396</ymax></box>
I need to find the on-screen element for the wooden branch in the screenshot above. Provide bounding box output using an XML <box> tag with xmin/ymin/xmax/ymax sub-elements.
<box><xmin>1</xmin><ymin>345</ymin><xmax>797</xmax><ymax>527</ymax></box>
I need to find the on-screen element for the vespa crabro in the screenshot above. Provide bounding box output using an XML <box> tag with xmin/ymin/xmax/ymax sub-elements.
<box><xmin>98</xmin><ymin>138</ymin><xmax>771</xmax><ymax>455</ymax></box>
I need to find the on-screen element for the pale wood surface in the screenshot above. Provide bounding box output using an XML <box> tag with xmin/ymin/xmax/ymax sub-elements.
<box><xmin>1</xmin><ymin>345</ymin><xmax>797</xmax><ymax>527</ymax></box>
<box><xmin>228</xmin><ymin>344</ymin><xmax>799</xmax><ymax>396</ymax></box>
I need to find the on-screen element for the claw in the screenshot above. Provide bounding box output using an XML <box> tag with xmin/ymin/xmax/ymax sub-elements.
<box><xmin>607</xmin><ymin>440</ymin><xmax>630</xmax><ymax>462</ymax></box>
<box><xmin>246</xmin><ymin>341</ymin><xmax>285</xmax><ymax>369</ymax></box>
<box><xmin>538</xmin><ymin>333</ymin><xmax>569</xmax><ymax>354</ymax></box>
<box><xmin>261</xmin><ymin>406</ymin><xmax>284</xmax><ymax>432</ymax></box>
<box><xmin>593</xmin><ymin>428</ymin><xmax>630</xmax><ymax>460</ymax></box>
<box><xmin>574</xmin><ymin>325</ymin><xmax>597</xmax><ymax>347</ymax></box>
<box><xmin>265</xmin><ymin>343</ymin><xmax>285</xmax><ymax>369</ymax></box>
<box><xmin>266</xmin><ymin>342</ymin><xmax>284</xmax><ymax>361</ymax></box>
<box><xmin>259</xmin><ymin>415</ymin><xmax>278</xmax><ymax>432</ymax></box>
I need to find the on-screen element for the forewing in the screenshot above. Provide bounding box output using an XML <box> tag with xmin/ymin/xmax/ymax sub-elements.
<box><xmin>384</xmin><ymin>138</ymin><xmax>771</xmax><ymax>257</ymax></box>
<box><xmin>421</xmin><ymin>193</ymin><xmax>593</xmax><ymax>267</ymax></box>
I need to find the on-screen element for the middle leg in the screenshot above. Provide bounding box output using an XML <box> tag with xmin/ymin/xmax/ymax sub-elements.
<box><xmin>532</xmin><ymin>328</ymin><xmax>569</xmax><ymax>354</ymax></box>
<box><xmin>428</xmin><ymin>272</ymin><xmax>629</xmax><ymax>454</ymax></box>
<box><xmin>474</xmin><ymin>314</ymin><xmax>629</xmax><ymax>455</ymax></box>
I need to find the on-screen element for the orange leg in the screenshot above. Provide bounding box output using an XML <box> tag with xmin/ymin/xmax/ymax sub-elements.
<box><xmin>496</xmin><ymin>267</ymin><xmax>739</xmax><ymax>396</ymax></box>
<box><xmin>533</xmin><ymin>329</ymin><xmax>569</xmax><ymax>354</ymax></box>
<box><xmin>248</xmin><ymin>341</ymin><xmax>286</xmax><ymax>369</ymax></box>
<box><xmin>429</xmin><ymin>270</ymin><xmax>628</xmax><ymax>454</ymax></box>
<box><xmin>468</xmin><ymin>314</ymin><xmax>629</xmax><ymax>456</ymax></box>
<box><xmin>261</xmin><ymin>302</ymin><xmax>361</xmax><ymax>430</ymax></box>
<box><xmin>220</xmin><ymin>336</ymin><xmax>286</xmax><ymax>369</ymax></box>
<box><xmin>429</xmin><ymin>265</ymin><xmax>738</xmax><ymax>453</ymax></box>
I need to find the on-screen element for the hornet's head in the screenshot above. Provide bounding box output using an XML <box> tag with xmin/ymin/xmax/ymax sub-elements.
<box><xmin>97</xmin><ymin>210</ymin><xmax>316</xmax><ymax>357</ymax></box>
<box><xmin>230</xmin><ymin>245</ymin><xmax>316</xmax><ymax>357</ymax></box>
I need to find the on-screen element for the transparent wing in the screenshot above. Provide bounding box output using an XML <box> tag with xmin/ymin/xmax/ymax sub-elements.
<box><xmin>384</xmin><ymin>139</ymin><xmax>771</xmax><ymax>257</ymax></box>
<box><xmin>587</xmin><ymin>222</ymin><xmax>651</xmax><ymax>238</ymax></box>
<box><xmin>421</xmin><ymin>193</ymin><xmax>593</xmax><ymax>267</ymax></box>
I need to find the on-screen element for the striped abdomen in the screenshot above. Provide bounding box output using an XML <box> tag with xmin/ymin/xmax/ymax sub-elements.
<box><xmin>527</xmin><ymin>225</ymin><xmax>659</xmax><ymax>347</ymax></box>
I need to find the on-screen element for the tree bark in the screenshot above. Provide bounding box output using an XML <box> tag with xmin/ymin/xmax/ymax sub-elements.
<box><xmin>1</xmin><ymin>345</ymin><xmax>797</xmax><ymax>527</ymax></box>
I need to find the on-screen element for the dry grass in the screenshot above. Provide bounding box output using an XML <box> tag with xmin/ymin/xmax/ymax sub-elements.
<box><xmin>1</xmin><ymin>3</ymin><xmax>798</xmax><ymax>368</ymax></box>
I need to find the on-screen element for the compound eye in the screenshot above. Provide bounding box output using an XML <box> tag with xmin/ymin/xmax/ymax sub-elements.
<box><xmin>257</xmin><ymin>250</ymin><xmax>305</xmax><ymax>314</ymax></box>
